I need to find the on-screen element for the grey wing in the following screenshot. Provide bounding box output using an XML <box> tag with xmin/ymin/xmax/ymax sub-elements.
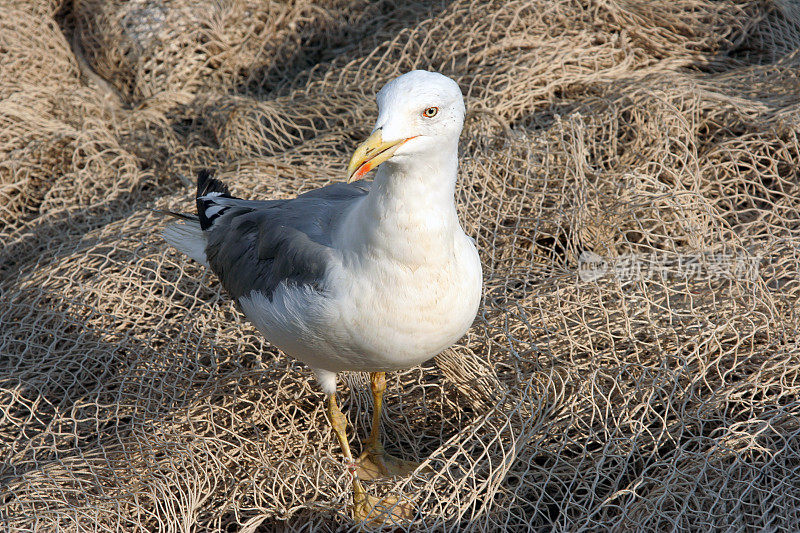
<box><xmin>201</xmin><ymin>181</ymin><xmax>368</xmax><ymax>300</ymax></box>
<box><xmin>296</xmin><ymin>181</ymin><xmax>370</xmax><ymax>200</ymax></box>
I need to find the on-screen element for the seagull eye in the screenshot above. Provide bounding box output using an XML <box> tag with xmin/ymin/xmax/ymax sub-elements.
<box><xmin>422</xmin><ymin>107</ymin><xmax>439</xmax><ymax>118</ymax></box>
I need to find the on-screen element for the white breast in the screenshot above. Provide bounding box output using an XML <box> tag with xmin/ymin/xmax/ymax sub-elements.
<box><xmin>238</xmin><ymin>232</ymin><xmax>482</xmax><ymax>373</ymax></box>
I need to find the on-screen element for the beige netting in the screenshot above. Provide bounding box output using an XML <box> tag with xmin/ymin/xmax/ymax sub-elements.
<box><xmin>2</xmin><ymin>0</ymin><xmax>800</xmax><ymax>530</ymax></box>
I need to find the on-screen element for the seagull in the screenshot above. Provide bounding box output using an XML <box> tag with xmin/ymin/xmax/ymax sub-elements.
<box><xmin>161</xmin><ymin>70</ymin><xmax>482</xmax><ymax>520</ymax></box>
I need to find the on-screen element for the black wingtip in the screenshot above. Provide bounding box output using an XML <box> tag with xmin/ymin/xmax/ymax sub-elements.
<box><xmin>196</xmin><ymin>168</ymin><xmax>230</xmax><ymax>198</ymax></box>
<box><xmin>196</xmin><ymin>169</ymin><xmax>234</xmax><ymax>231</ymax></box>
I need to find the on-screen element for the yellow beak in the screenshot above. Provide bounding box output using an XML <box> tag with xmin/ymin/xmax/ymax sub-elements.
<box><xmin>346</xmin><ymin>129</ymin><xmax>413</xmax><ymax>183</ymax></box>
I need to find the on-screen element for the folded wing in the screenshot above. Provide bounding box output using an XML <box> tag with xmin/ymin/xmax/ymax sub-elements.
<box><xmin>194</xmin><ymin>172</ymin><xmax>369</xmax><ymax>300</ymax></box>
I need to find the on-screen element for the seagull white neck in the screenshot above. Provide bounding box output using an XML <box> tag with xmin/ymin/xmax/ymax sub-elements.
<box><xmin>341</xmin><ymin>145</ymin><xmax>461</xmax><ymax>265</ymax></box>
<box><xmin>371</xmin><ymin>146</ymin><xmax>458</xmax><ymax>214</ymax></box>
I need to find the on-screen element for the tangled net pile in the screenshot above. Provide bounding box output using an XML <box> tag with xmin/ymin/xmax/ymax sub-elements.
<box><xmin>3</xmin><ymin>0</ymin><xmax>800</xmax><ymax>530</ymax></box>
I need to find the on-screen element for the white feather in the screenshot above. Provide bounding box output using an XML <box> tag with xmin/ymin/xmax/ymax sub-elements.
<box><xmin>162</xmin><ymin>221</ymin><xmax>209</xmax><ymax>267</ymax></box>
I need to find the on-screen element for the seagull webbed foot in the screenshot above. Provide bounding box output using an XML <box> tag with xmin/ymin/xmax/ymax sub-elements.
<box><xmin>355</xmin><ymin>442</ymin><xmax>423</xmax><ymax>480</ymax></box>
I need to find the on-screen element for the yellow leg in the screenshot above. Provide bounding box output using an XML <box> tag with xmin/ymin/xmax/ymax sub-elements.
<box><xmin>326</xmin><ymin>392</ymin><xmax>412</xmax><ymax>522</ymax></box>
<box><xmin>326</xmin><ymin>394</ymin><xmax>367</xmax><ymax>506</ymax></box>
<box><xmin>356</xmin><ymin>372</ymin><xmax>422</xmax><ymax>480</ymax></box>
<box><xmin>365</xmin><ymin>371</ymin><xmax>387</xmax><ymax>450</ymax></box>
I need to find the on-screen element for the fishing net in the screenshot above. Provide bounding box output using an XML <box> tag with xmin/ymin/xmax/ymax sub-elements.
<box><xmin>2</xmin><ymin>0</ymin><xmax>800</xmax><ymax>530</ymax></box>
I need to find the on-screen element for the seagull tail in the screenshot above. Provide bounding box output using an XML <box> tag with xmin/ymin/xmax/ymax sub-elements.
<box><xmin>161</xmin><ymin>217</ymin><xmax>209</xmax><ymax>268</ymax></box>
<box><xmin>158</xmin><ymin>168</ymin><xmax>234</xmax><ymax>267</ymax></box>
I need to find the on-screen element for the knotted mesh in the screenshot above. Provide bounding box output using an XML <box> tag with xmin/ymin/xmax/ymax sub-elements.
<box><xmin>2</xmin><ymin>0</ymin><xmax>799</xmax><ymax>530</ymax></box>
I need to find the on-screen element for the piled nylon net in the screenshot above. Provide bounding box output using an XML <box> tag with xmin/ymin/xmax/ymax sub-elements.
<box><xmin>2</xmin><ymin>0</ymin><xmax>800</xmax><ymax>530</ymax></box>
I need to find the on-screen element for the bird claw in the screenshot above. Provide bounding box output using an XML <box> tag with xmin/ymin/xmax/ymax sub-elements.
<box><xmin>349</xmin><ymin>448</ymin><xmax>419</xmax><ymax>524</ymax></box>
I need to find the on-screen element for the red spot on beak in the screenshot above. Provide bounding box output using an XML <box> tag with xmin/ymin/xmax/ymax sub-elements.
<box><xmin>353</xmin><ymin>160</ymin><xmax>373</xmax><ymax>181</ymax></box>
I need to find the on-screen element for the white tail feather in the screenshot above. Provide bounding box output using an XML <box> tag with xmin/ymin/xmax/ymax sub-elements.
<box><xmin>162</xmin><ymin>221</ymin><xmax>209</xmax><ymax>267</ymax></box>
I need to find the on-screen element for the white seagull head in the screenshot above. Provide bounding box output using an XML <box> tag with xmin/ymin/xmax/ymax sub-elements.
<box><xmin>347</xmin><ymin>70</ymin><xmax>465</xmax><ymax>182</ymax></box>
